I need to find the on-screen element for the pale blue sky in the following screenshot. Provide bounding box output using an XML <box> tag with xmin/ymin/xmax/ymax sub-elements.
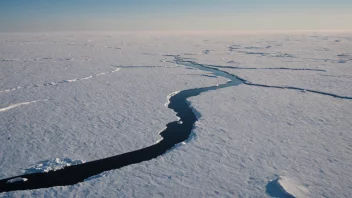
<box><xmin>0</xmin><ymin>0</ymin><xmax>351</xmax><ymax>31</ymax></box>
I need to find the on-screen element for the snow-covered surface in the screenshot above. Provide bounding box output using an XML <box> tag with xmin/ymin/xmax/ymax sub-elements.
<box><xmin>182</xmin><ymin>33</ymin><xmax>352</xmax><ymax>97</ymax></box>
<box><xmin>0</xmin><ymin>100</ymin><xmax>47</xmax><ymax>112</ymax></box>
<box><xmin>1</xmin><ymin>31</ymin><xmax>352</xmax><ymax>197</ymax></box>
<box><xmin>23</xmin><ymin>158</ymin><xmax>84</xmax><ymax>174</ymax></box>
<box><xmin>165</xmin><ymin>91</ymin><xmax>180</xmax><ymax>107</ymax></box>
<box><xmin>276</xmin><ymin>176</ymin><xmax>309</xmax><ymax>198</ymax></box>
<box><xmin>6</xmin><ymin>178</ymin><xmax>28</xmax><ymax>184</ymax></box>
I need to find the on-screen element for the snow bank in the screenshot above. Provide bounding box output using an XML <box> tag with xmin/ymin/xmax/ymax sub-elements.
<box><xmin>277</xmin><ymin>176</ymin><xmax>309</xmax><ymax>198</ymax></box>
<box><xmin>84</xmin><ymin>172</ymin><xmax>108</xmax><ymax>182</ymax></box>
<box><xmin>23</xmin><ymin>158</ymin><xmax>84</xmax><ymax>174</ymax></box>
<box><xmin>164</xmin><ymin>90</ymin><xmax>180</xmax><ymax>107</ymax></box>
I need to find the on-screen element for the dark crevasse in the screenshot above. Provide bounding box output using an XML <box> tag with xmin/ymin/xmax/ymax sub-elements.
<box><xmin>0</xmin><ymin>56</ymin><xmax>242</xmax><ymax>193</ymax></box>
<box><xmin>172</xmin><ymin>55</ymin><xmax>352</xmax><ymax>100</ymax></box>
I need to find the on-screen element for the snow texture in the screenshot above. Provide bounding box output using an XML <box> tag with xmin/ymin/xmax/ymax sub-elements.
<box><xmin>0</xmin><ymin>100</ymin><xmax>47</xmax><ymax>112</ymax></box>
<box><xmin>6</xmin><ymin>178</ymin><xmax>28</xmax><ymax>184</ymax></box>
<box><xmin>1</xmin><ymin>31</ymin><xmax>352</xmax><ymax>197</ymax></box>
<box><xmin>23</xmin><ymin>158</ymin><xmax>84</xmax><ymax>174</ymax></box>
<box><xmin>277</xmin><ymin>176</ymin><xmax>309</xmax><ymax>198</ymax></box>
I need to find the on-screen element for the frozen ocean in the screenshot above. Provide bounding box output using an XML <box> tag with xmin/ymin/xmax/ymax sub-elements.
<box><xmin>0</xmin><ymin>31</ymin><xmax>352</xmax><ymax>197</ymax></box>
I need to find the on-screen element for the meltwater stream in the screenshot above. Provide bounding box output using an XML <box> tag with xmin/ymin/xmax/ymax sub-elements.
<box><xmin>0</xmin><ymin>56</ymin><xmax>242</xmax><ymax>193</ymax></box>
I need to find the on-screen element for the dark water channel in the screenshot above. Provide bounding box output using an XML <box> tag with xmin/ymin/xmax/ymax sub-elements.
<box><xmin>0</xmin><ymin>56</ymin><xmax>242</xmax><ymax>193</ymax></box>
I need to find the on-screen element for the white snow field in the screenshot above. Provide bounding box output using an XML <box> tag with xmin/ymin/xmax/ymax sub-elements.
<box><xmin>1</xmin><ymin>31</ymin><xmax>352</xmax><ymax>197</ymax></box>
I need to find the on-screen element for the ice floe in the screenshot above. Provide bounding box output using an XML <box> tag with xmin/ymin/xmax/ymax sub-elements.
<box><xmin>23</xmin><ymin>158</ymin><xmax>85</xmax><ymax>174</ymax></box>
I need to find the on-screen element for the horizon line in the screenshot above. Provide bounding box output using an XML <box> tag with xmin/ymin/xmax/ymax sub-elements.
<box><xmin>1</xmin><ymin>30</ymin><xmax>352</xmax><ymax>34</ymax></box>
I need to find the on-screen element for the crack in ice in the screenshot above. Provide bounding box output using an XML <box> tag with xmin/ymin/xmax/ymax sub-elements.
<box><xmin>0</xmin><ymin>68</ymin><xmax>120</xmax><ymax>94</ymax></box>
<box><xmin>242</xmin><ymin>82</ymin><xmax>352</xmax><ymax>100</ymax></box>
<box><xmin>169</xmin><ymin>55</ymin><xmax>352</xmax><ymax>100</ymax></box>
<box><xmin>1</xmin><ymin>54</ymin><xmax>349</xmax><ymax>193</ymax></box>
<box><xmin>203</xmin><ymin>64</ymin><xmax>326</xmax><ymax>72</ymax></box>
<box><xmin>0</xmin><ymin>100</ymin><xmax>48</xmax><ymax>113</ymax></box>
<box><xmin>0</xmin><ymin>57</ymin><xmax>243</xmax><ymax>193</ymax></box>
